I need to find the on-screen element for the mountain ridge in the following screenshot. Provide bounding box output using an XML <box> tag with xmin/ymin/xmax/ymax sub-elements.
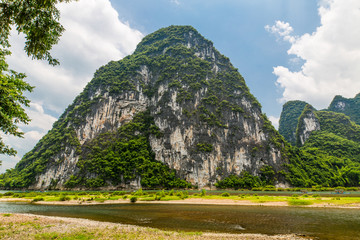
<box><xmin>0</xmin><ymin>26</ymin><xmax>289</xmax><ymax>190</ymax></box>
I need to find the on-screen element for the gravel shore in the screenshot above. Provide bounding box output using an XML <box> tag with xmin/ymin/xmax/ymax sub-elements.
<box><xmin>0</xmin><ymin>213</ymin><xmax>310</xmax><ymax>240</ymax></box>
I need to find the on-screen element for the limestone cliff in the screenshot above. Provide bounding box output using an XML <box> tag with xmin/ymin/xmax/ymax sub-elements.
<box><xmin>278</xmin><ymin>100</ymin><xmax>308</xmax><ymax>145</ymax></box>
<box><xmin>5</xmin><ymin>26</ymin><xmax>288</xmax><ymax>190</ymax></box>
<box><xmin>295</xmin><ymin>105</ymin><xmax>320</xmax><ymax>146</ymax></box>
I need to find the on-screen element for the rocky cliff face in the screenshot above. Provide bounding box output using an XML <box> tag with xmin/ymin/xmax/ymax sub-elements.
<box><xmin>278</xmin><ymin>100</ymin><xmax>308</xmax><ymax>145</ymax></box>
<box><xmin>8</xmin><ymin>26</ymin><xmax>287</xmax><ymax>190</ymax></box>
<box><xmin>295</xmin><ymin>105</ymin><xmax>320</xmax><ymax>146</ymax></box>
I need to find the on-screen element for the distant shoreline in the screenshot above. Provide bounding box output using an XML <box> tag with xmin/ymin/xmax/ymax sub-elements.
<box><xmin>1</xmin><ymin>197</ymin><xmax>360</xmax><ymax>209</ymax></box>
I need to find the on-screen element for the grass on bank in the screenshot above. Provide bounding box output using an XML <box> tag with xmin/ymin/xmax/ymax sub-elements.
<box><xmin>1</xmin><ymin>189</ymin><xmax>360</xmax><ymax>206</ymax></box>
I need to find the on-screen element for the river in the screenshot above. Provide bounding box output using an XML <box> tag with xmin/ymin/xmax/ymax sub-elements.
<box><xmin>1</xmin><ymin>202</ymin><xmax>359</xmax><ymax>239</ymax></box>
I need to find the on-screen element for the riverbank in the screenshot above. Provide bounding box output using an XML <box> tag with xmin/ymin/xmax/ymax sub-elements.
<box><xmin>1</xmin><ymin>195</ymin><xmax>360</xmax><ymax>209</ymax></box>
<box><xmin>0</xmin><ymin>213</ymin><xmax>309</xmax><ymax>240</ymax></box>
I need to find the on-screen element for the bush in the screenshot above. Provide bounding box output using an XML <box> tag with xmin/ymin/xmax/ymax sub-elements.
<box><xmin>221</xmin><ymin>192</ymin><xmax>230</xmax><ymax>197</ymax></box>
<box><xmin>13</xmin><ymin>193</ymin><xmax>25</xmax><ymax>198</ymax></box>
<box><xmin>3</xmin><ymin>192</ymin><xmax>14</xmax><ymax>196</ymax></box>
<box><xmin>263</xmin><ymin>185</ymin><xmax>276</xmax><ymax>191</ymax></box>
<box><xmin>134</xmin><ymin>189</ymin><xmax>143</xmax><ymax>196</ymax></box>
<box><xmin>25</xmin><ymin>192</ymin><xmax>38</xmax><ymax>198</ymax></box>
<box><xmin>302</xmin><ymin>194</ymin><xmax>309</xmax><ymax>198</ymax></box>
<box><xmin>32</xmin><ymin>197</ymin><xmax>44</xmax><ymax>202</ymax></box>
<box><xmin>200</xmin><ymin>189</ymin><xmax>206</xmax><ymax>197</ymax></box>
<box><xmin>59</xmin><ymin>195</ymin><xmax>71</xmax><ymax>201</ymax></box>
<box><xmin>130</xmin><ymin>196</ymin><xmax>137</xmax><ymax>203</ymax></box>
<box><xmin>291</xmin><ymin>194</ymin><xmax>299</xmax><ymax>198</ymax></box>
<box><xmin>288</xmin><ymin>199</ymin><xmax>312</xmax><ymax>206</ymax></box>
<box><xmin>111</xmin><ymin>191</ymin><xmax>126</xmax><ymax>196</ymax></box>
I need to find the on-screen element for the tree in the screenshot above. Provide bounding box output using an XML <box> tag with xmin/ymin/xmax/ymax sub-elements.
<box><xmin>0</xmin><ymin>0</ymin><xmax>73</xmax><ymax>162</ymax></box>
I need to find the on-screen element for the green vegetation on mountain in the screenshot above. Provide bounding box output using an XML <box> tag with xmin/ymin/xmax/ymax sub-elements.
<box><xmin>65</xmin><ymin>111</ymin><xmax>191</xmax><ymax>189</ymax></box>
<box><xmin>1</xmin><ymin>25</ymin><xmax>264</xmax><ymax>190</ymax></box>
<box><xmin>278</xmin><ymin>100</ymin><xmax>308</xmax><ymax>145</ymax></box>
<box><xmin>278</xmin><ymin>98</ymin><xmax>360</xmax><ymax>187</ymax></box>
<box><xmin>328</xmin><ymin>93</ymin><xmax>360</xmax><ymax>125</ymax></box>
<box><xmin>3</xmin><ymin>25</ymin><xmax>359</xmax><ymax>191</ymax></box>
<box><xmin>316</xmin><ymin>111</ymin><xmax>360</xmax><ymax>142</ymax></box>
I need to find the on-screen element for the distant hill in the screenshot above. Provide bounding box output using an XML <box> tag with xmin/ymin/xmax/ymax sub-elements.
<box><xmin>328</xmin><ymin>93</ymin><xmax>360</xmax><ymax>125</ymax></box>
<box><xmin>278</xmin><ymin>96</ymin><xmax>360</xmax><ymax>187</ymax></box>
<box><xmin>278</xmin><ymin>100</ymin><xmax>308</xmax><ymax>146</ymax></box>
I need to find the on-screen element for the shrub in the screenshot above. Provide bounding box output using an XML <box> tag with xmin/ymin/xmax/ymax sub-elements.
<box><xmin>302</xmin><ymin>194</ymin><xmax>309</xmax><ymax>198</ymax></box>
<box><xmin>200</xmin><ymin>189</ymin><xmax>206</xmax><ymax>197</ymax></box>
<box><xmin>288</xmin><ymin>199</ymin><xmax>312</xmax><ymax>206</ymax></box>
<box><xmin>221</xmin><ymin>192</ymin><xmax>230</xmax><ymax>197</ymax></box>
<box><xmin>59</xmin><ymin>195</ymin><xmax>71</xmax><ymax>201</ymax></box>
<box><xmin>25</xmin><ymin>192</ymin><xmax>38</xmax><ymax>198</ymax></box>
<box><xmin>134</xmin><ymin>189</ymin><xmax>143</xmax><ymax>196</ymax></box>
<box><xmin>122</xmin><ymin>195</ymin><xmax>128</xmax><ymax>199</ymax></box>
<box><xmin>263</xmin><ymin>185</ymin><xmax>276</xmax><ymax>191</ymax></box>
<box><xmin>32</xmin><ymin>197</ymin><xmax>44</xmax><ymax>202</ymax></box>
<box><xmin>13</xmin><ymin>193</ymin><xmax>25</xmax><ymax>198</ymax></box>
<box><xmin>111</xmin><ymin>191</ymin><xmax>126</xmax><ymax>196</ymax></box>
<box><xmin>312</xmin><ymin>194</ymin><xmax>320</xmax><ymax>198</ymax></box>
<box><xmin>3</xmin><ymin>192</ymin><xmax>14</xmax><ymax>196</ymax></box>
<box><xmin>130</xmin><ymin>196</ymin><xmax>137</xmax><ymax>203</ymax></box>
<box><xmin>291</xmin><ymin>194</ymin><xmax>299</xmax><ymax>198</ymax></box>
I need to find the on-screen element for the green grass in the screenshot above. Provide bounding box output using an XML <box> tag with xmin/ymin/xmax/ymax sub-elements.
<box><xmin>288</xmin><ymin>199</ymin><xmax>313</xmax><ymax>206</ymax></box>
<box><xmin>2</xmin><ymin>190</ymin><xmax>360</xmax><ymax>207</ymax></box>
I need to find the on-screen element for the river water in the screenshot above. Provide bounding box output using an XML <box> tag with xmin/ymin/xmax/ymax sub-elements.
<box><xmin>0</xmin><ymin>202</ymin><xmax>359</xmax><ymax>239</ymax></box>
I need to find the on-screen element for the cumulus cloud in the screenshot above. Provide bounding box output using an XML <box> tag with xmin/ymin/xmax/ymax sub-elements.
<box><xmin>265</xmin><ymin>21</ymin><xmax>296</xmax><ymax>43</ymax></box>
<box><xmin>1</xmin><ymin>0</ymin><xmax>143</xmax><ymax>172</ymax></box>
<box><xmin>267</xmin><ymin>0</ymin><xmax>360</xmax><ymax>109</ymax></box>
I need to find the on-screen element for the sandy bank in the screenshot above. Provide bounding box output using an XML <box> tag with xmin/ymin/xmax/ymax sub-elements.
<box><xmin>0</xmin><ymin>213</ymin><xmax>310</xmax><ymax>240</ymax></box>
<box><xmin>1</xmin><ymin>197</ymin><xmax>360</xmax><ymax>208</ymax></box>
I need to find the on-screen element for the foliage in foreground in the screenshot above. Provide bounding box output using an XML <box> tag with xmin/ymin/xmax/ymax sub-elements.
<box><xmin>0</xmin><ymin>0</ymin><xmax>73</xmax><ymax>159</ymax></box>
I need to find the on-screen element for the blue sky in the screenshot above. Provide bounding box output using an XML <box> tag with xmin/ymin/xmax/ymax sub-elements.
<box><xmin>111</xmin><ymin>0</ymin><xmax>320</xmax><ymax>119</ymax></box>
<box><xmin>2</xmin><ymin>0</ymin><xmax>360</xmax><ymax>172</ymax></box>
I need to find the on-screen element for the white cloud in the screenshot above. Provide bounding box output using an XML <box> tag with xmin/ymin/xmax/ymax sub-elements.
<box><xmin>265</xmin><ymin>20</ymin><xmax>296</xmax><ymax>43</ymax></box>
<box><xmin>171</xmin><ymin>0</ymin><xmax>180</xmax><ymax>5</ymax></box>
<box><xmin>268</xmin><ymin>116</ymin><xmax>280</xmax><ymax>130</ymax></box>
<box><xmin>268</xmin><ymin>0</ymin><xmax>360</xmax><ymax>109</ymax></box>
<box><xmin>1</xmin><ymin>0</ymin><xmax>144</xmax><ymax>172</ymax></box>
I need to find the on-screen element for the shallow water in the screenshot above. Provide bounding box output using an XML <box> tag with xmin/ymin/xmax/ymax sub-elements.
<box><xmin>0</xmin><ymin>202</ymin><xmax>359</xmax><ymax>239</ymax></box>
